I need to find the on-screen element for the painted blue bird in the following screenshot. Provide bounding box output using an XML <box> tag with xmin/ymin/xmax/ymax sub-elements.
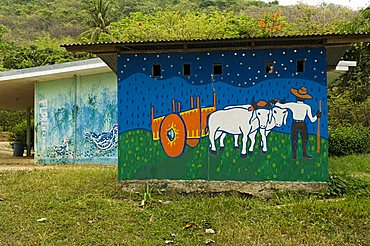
<box><xmin>84</xmin><ymin>124</ymin><xmax>118</xmax><ymax>151</ymax></box>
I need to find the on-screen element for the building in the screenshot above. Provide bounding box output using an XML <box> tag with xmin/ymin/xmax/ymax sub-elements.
<box><xmin>1</xmin><ymin>33</ymin><xmax>369</xmax><ymax>184</ymax></box>
<box><xmin>63</xmin><ymin>34</ymin><xmax>370</xmax><ymax>183</ymax></box>
<box><xmin>0</xmin><ymin>58</ymin><xmax>118</xmax><ymax>164</ymax></box>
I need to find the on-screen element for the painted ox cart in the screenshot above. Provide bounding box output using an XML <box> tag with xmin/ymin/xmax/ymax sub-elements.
<box><xmin>151</xmin><ymin>92</ymin><xmax>217</xmax><ymax>157</ymax></box>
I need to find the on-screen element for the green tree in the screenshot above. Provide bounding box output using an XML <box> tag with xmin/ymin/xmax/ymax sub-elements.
<box><xmin>256</xmin><ymin>12</ymin><xmax>286</xmax><ymax>37</ymax></box>
<box><xmin>283</xmin><ymin>3</ymin><xmax>355</xmax><ymax>35</ymax></box>
<box><xmin>80</xmin><ymin>0</ymin><xmax>112</xmax><ymax>42</ymax></box>
<box><xmin>2</xmin><ymin>44</ymin><xmax>88</xmax><ymax>70</ymax></box>
<box><xmin>105</xmin><ymin>10</ymin><xmax>257</xmax><ymax>42</ymax></box>
<box><xmin>328</xmin><ymin>7</ymin><xmax>370</xmax><ymax>128</ymax></box>
<box><xmin>0</xmin><ymin>110</ymin><xmax>26</xmax><ymax>132</ymax></box>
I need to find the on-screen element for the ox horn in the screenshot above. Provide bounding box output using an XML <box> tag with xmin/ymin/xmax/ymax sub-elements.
<box><xmin>265</xmin><ymin>100</ymin><xmax>271</xmax><ymax>108</ymax></box>
<box><xmin>251</xmin><ymin>97</ymin><xmax>258</xmax><ymax>110</ymax></box>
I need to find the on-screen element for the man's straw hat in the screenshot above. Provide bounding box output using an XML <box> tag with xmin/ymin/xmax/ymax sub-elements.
<box><xmin>290</xmin><ymin>86</ymin><xmax>312</xmax><ymax>99</ymax></box>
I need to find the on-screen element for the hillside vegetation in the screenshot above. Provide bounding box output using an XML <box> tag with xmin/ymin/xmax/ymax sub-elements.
<box><xmin>0</xmin><ymin>0</ymin><xmax>366</xmax><ymax>70</ymax></box>
<box><xmin>0</xmin><ymin>0</ymin><xmax>359</xmax><ymax>43</ymax></box>
<box><xmin>0</xmin><ymin>0</ymin><xmax>369</xmax><ymax>153</ymax></box>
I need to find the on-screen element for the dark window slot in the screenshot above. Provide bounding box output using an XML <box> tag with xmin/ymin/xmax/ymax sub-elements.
<box><xmin>152</xmin><ymin>64</ymin><xmax>161</xmax><ymax>77</ymax></box>
<box><xmin>213</xmin><ymin>63</ymin><xmax>222</xmax><ymax>75</ymax></box>
<box><xmin>297</xmin><ymin>60</ymin><xmax>305</xmax><ymax>73</ymax></box>
<box><xmin>183</xmin><ymin>64</ymin><xmax>191</xmax><ymax>76</ymax></box>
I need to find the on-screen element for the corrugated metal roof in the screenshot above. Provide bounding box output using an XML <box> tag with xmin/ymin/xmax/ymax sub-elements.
<box><xmin>61</xmin><ymin>32</ymin><xmax>370</xmax><ymax>48</ymax></box>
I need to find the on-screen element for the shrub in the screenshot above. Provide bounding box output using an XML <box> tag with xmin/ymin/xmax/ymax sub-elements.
<box><xmin>329</xmin><ymin>125</ymin><xmax>370</xmax><ymax>156</ymax></box>
<box><xmin>9</xmin><ymin>120</ymin><xmax>34</xmax><ymax>145</ymax></box>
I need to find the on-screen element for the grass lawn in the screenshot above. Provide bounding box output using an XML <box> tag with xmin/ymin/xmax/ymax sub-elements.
<box><xmin>0</xmin><ymin>155</ymin><xmax>369</xmax><ymax>245</ymax></box>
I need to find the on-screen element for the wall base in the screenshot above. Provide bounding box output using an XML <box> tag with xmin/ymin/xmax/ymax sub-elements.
<box><xmin>119</xmin><ymin>180</ymin><xmax>328</xmax><ymax>197</ymax></box>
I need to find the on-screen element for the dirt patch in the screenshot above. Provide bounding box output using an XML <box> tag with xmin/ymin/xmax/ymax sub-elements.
<box><xmin>0</xmin><ymin>157</ymin><xmax>34</xmax><ymax>165</ymax></box>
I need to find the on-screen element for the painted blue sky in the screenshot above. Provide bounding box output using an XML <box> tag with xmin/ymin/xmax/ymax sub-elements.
<box><xmin>118</xmin><ymin>48</ymin><xmax>327</xmax><ymax>87</ymax></box>
<box><xmin>117</xmin><ymin>48</ymin><xmax>328</xmax><ymax>138</ymax></box>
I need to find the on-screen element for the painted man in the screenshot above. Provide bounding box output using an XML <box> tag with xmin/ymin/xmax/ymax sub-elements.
<box><xmin>274</xmin><ymin>87</ymin><xmax>321</xmax><ymax>160</ymax></box>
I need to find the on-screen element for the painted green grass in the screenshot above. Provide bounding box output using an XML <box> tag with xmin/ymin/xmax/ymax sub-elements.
<box><xmin>119</xmin><ymin>130</ymin><xmax>328</xmax><ymax>182</ymax></box>
<box><xmin>0</xmin><ymin>156</ymin><xmax>369</xmax><ymax>245</ymax></box>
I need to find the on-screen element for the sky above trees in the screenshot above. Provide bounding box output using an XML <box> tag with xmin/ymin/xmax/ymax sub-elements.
<box><xmin>263</xmin><ymin>0</ymin><xmax>369</xmax><ymax>9</ymax></box>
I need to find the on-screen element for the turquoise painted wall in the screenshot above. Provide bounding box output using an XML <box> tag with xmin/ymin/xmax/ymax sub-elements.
<box><xmin>34</xmin><ymin>72</ymin><xmax>118</xmax><ymax>164</ymax></box>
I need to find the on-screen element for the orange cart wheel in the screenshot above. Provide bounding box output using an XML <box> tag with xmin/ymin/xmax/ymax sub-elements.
<box><xmin>159</xmin><ymin>114</ymin><xmax>186</xmax><ymax>157</ymax></box>
<box><xmin>186</xmin><ymin>139</ymin><xmax>200</xmax><ymax>148</ymax></box>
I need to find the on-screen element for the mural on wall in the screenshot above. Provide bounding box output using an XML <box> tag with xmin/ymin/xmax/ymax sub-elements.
<box><xmin>53</xmin><ymin>137</ymin><xmax>72</xmax><ymax>158</ymax></box>
<box><xmin>84</xmin><ymin>124</ymin><xmax>119</xmax><ymax>152</ymax></box>
<box><xmin>117</xmin><ymin>48</ymin><xmax>328</xmax><ymax>182</ymax></box>
<box><xmin>151</xmin><ymin>93</ymin><xmax>216</xmax><ymax>157</ymax></box>
<box><xmin>275</xmin><ymin>87</ymin><xmax>321</xmax><ymax>160</ymax></box>
<box><xmin>218</xmin><ymin>99</ymin><xmax>288</xmax><ymax>153</ymax></box>
<box><xmin>209</xmin><ymin>98</ymin><xmax>281</xmax><ymax>157</ymax></box>
<box><xmin>35</xmin><ymin>73</ymin><xmax>118</xmax><ymax>164</ymax></box>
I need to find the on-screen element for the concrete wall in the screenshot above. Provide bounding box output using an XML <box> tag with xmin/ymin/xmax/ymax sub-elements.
<box><xmin>117</xmin><ymin>48</ymin><xmax>328</xmax><ymax>182</ymax></box>
<box><xmin>34</xmin><ymin>72</ymin><xmax>118</xmax><ymax>164</ymax></box>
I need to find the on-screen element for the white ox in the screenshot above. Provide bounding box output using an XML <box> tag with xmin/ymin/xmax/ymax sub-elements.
<box><xmin>219</xmin><ymin>105</ymin><xmax>288</xmax><ymax>153</ymax></box>
<box><xmin>207</xmin><ymin>107</ymin><xmax>270</xmax><ymax>157</ymax></box>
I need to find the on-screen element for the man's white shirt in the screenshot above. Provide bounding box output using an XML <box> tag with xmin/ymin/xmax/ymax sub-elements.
<box><xmin>276</xmin><ymin>101</ymin><xmax>317</xmax><ymax>122</ymax></box>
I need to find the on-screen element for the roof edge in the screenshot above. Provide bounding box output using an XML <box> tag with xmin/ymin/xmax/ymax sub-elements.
<box><xmin>62</xmin><ymin>33</ymin><xmax>370</xmax><ymax>54</ymax></box>
<box><xmin>0</xmin><ymin>58</ymin><xmax>111</xmax><ymax>82</ymax></box>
